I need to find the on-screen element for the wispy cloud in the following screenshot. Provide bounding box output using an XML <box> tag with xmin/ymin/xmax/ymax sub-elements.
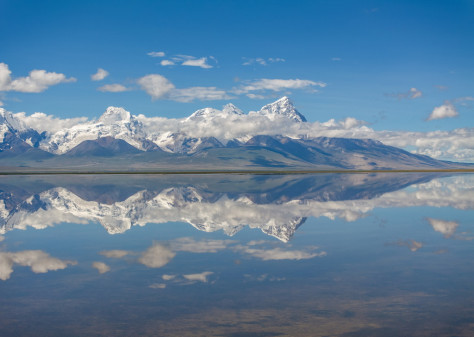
<box><xmin>387</xmin><ymin>87</ymin><xmax>422</xmax><ymax>100</ymax></box>
<box><xmin>331</xmin><ymin>57</ymin><xmax>342</xmax><ymax>61</ymax></box>
<box><xmin>97</xmin><ymin>83</ymin><xmax>130</xmax><ymax>92</ymax></box>
<box><xmin>242</xmin><ymin>57</ymin><xmax>285</xmax><ymax>66</ymax></box>
<box><xmin>0</xmin><ymin>62</ymin><xmax>76</xmax><ymax>93</ymax></box>
<box><xmin>147</xmin><ymin>51</ymin><xmax>166</xmax><ymax>57</ymax></box>
<box><xmin>234</xmin><ymin>78</ymin><xmax>326</xmax><ymax>95</ymax></box>
<box><xmin>158</xmin><ymin>54</ymin><xmax>216</xmax><ymax>69</ymax></box>
<box><xmin>137</xmin><ymin>73</ymin><xmax>229</xmax><ymax>102</ymax></box>
<box><xmin>100</xmin><ymin>250</ymin><xmax>131</xmax><ymax>258</ymax></box>
<box><xmin>91</xmin><ymin>68</ymin><xmax>109</xmax><ymax>81</ymax></box>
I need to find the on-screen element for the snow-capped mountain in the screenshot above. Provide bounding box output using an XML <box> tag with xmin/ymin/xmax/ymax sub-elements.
<box><xmin>1</xmin><ymin>98</ymin><xmax>472</xmax><ymax>169</ymax></box>
<box><xmin>0</xmin><ymin>97</ymin><xmax>307</xmax><ymax>156</ymax></box>
<box><xmin>251</xmin><ymin>96</ymin><xmax>306</xmax><ymax>122</ymax></box>
<box><xmin>40</xmin><ymin>107</ymin><xmax>154</xmax><ymax>154</ymax></box>
<box><xmin>0</xmin><ymin>108</ymin><xmax>46</xmax><ymax>155</ymax></box>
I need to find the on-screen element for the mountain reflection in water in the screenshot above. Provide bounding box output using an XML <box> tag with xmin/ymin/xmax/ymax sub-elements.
<box><xmin>0</xmin><ymin>173</ymin><xmax>473</xmax><ymax>337</ymax></box>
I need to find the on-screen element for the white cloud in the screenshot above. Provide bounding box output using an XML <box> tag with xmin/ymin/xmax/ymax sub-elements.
<box><xmin>246</xmin><ymin>93</ymin><xmax>265</xmax><ymax>99</ymax></box>
<box><xmin>170</xmin><ymin>237</ymin><xmax>234</xmax><ymax>253</ymax></box>
<box><xmin>235</xmin><ymin>78</ymin><xmax>326</xmax><ymax>94</ymax></box>
<box><xmin>388</xmin><ymin>87</ymin><xmax>422</xmax><ymax>99</ymax></box>
<box><xmin>427</xmin><ymin>218</ymin><xmax>459</xmax><ymax>238</ymax></box>
<box><xmin>0</xmin><ymin>250</ymin><xmax>76</xmax><ymax>281</ymax></box>
<box><xmin>92</xmin><ymin>261</ymin><xmax>110</xmax><ymax>274</ymax></box>
<box><xmin>182</xmin><ymin>57</ymin><xmax>213</xmax><ymax>69</ymax></box>
<box><xmin>170</xmin><ymin>87</ymin><xmax>231</xmax><ymax>102</ymax></box>
<box><xmin>137</xmin><ymin>74</ymin><xmax>229</xmax><ymax>102</ymax></box>
<box><xmin>13</xmin><ymin>111</ymin><xmax>88</xmax><ymax>134</ymax></box>
<box><xmin>100</xmin><ymin>250</ymin><xmax>131</xmax><ymax>258</ymax></box>
<box><xmin>409</xmin><ymin>87</ymin><xmax>422</xmax><ymax>99</ymax></box>
<box><xmin>0</xmin><ymin>63</ymin><xmax>76</xmax><ymax>93</ymax></box>
<box><xmin>160</xmin><ymin>60</ymin><xmax>175</xmax><ymax>66</ymax></box>
<box><xmin>137</xmin><ymin>74</ymin><xmax>175</xmax><ymax>100</ymax></box>
<box><xmin>243</xmin><ymin>57</ymin><xmax>285</xmax><ymax>66</ymax></box>
<box><xmin>428</xmin><ymin>101</ymin><xmax>458</xmax><ymax>120</ymax></box>
<box><xmin>148</xmin><ymin>51</ymin><xmax>166</xmax><ymax>57</ymax></box>
<box><xmin>162</xmin><ymin>274</ymin><xmax>176</xmax><ymax>281</ymax></box>
<box><xmin>97</xmin><ymin>84</ymin><xmax>130</xmax><ymax>92</ymax></box>
<box><xmin>387</xmin><ymin>240</ymin><xmax>423</xmax><ymax>252</ymax></box>
<box><xmin>138</xmin><ymin>242</ymin><xmax>175</xmax><ymax>268</ymax></box>
<box><xmin>91</xmin><ymin>68</ymin><xmax>109</xmax><ymax>81</ymax></box>
<box><xmin>149</xmin><ymin>283</ymin><xmax>166</xmax><ymax>289</ymax></box>
<box><xmin>183</xmin><ymin>271</ymin><xmax>214</xmax><ymax>283</ymax></box>
<box><xmin>157</xmin><ymin>54</ymin><xmax>216</xmax><ymax>68</ymax></box>
<box><xmin>235</xmin><ymin>243</ymin><xmax>326</xmax><ymax>261</ymax></box>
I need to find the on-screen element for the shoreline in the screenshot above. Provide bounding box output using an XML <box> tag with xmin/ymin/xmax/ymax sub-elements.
<box><xmin>1</xmin><ymin>169</ymin><xmax>474</xmax><ymax>175</ymax></box>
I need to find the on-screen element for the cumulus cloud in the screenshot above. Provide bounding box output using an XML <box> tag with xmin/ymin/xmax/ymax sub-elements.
<box><xmin>0</xmin><ymin>63</ymin><xmax>76</xmax><ymax>93</ymax></box>
<box><xmin>138</xmin><ymin>242</ymin><xmax>175</xmax><ymax>268</ymax></box>
<box><xmin>97</xmin><ymin>84</ymin><xmax>130</xmax><ymax>92</ymax></box>
<box><xmin>182</xmin><ymin>57</ymin><xmax>213</xmax><ymax>69</ymax></box>
<box><xmin>148</xmin><ymin>51</ymin><xmax>166</xmax><ymax>57</ymax></box>
<box><xmin>137</xmin><ymin>74</ymin><xmax>175</xmax><ymax>100</ymax></box>
<box><xmin>428</xmin><ymin>101</ymin><xmax>458</xmax><ymax>120</ymax></box>
<box><xmin>234</xmin><ymin>78</ymin><xmax>326</xmax><ymax>94</ymax></box>
<box><xmin>242</xmin><ymin>57</ymin><xmax>285</xmax><ymax>66</ymax></box>
<box><xmin>160</xmin><ymin>60</ymin><xmax>175</xmax><ymax>66</ymax></box>
<box><xmin>0</xmin><ymin>250</ymin><xmax>76</xmax><ymax>281</ymax></box>
<box><xmin>92</xmin><ymin>261</ymin><xmax>110</xmax><ymax>274</ymax></box>
<box><xmin>387</xmin><ymin>87</ymin><xmax>422</xmax><ymax>99</ymax></box>
<box><xmin>12</xmin><ymin>111</ymin><xmax>88</xmax><ymax>134</ymax></box>
<box><xmin>91</xmin><ymin>68</ymin><xmax>109</xmax><ymax>81</ymax></box>
<box><xmin>427</xmin><ymin>218</ymin><xmax>459</xmax><ymax>238</ymax></box>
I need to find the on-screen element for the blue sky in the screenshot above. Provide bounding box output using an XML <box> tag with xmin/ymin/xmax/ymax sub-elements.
<box><xmin>1</xmin><ymin>0</ymin><xmax>473</xmax><ymax>132</ymax></box>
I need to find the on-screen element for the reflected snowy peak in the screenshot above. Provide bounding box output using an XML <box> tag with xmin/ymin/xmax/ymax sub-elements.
<box><xmin>0</xmin><ymin>173</ymin><xmax>472</xmax><ymax>241</ymax></box>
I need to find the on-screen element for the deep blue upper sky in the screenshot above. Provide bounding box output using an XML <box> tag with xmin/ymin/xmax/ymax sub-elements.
<box><xmin>1</xmin><ymin>0</ymin><xmax>473</xmax><ymax>132</ymax></box>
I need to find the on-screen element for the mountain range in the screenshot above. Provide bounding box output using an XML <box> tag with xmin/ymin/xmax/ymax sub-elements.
<box><xmin>0</xmin><ymin>97</ymin><xmax>472</xmax><ymax>171</ymax></box>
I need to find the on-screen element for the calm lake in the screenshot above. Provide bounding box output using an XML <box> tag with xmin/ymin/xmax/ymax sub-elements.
<box><xmin>1</xmin><ymin>173</ymin><xmax>473</xmax><ymax>337</ymax></box>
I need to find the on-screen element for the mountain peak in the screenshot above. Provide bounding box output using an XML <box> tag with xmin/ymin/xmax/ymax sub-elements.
<box><xmin>0</xmin><ymin>108</ymin><xmax>27</xmax><ymax>132</ymax></box>
<box><xmin>187</xmin><ymin>107</ymin><xmax>222</xmax><ymax>120</ymax></box>
<box><xmin>99</xmin><ymin>107</ymin><xmax>131</xmax><ymax>124</ymax></box>
<box><xmin>258</xmin><ymin>97</ymin><xmax>307</xmax><ymax>122</ymax></box>
<box><xmin>222</xmin><ymin>103</ymin><xmax>243</xmax><ymax>115</ymax></box>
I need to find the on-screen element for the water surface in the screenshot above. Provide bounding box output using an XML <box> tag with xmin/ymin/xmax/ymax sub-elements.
<box><xmin>0</xmin><ymin>173</ymin><xmax>473</xmax><ymax>336</ymax></box>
